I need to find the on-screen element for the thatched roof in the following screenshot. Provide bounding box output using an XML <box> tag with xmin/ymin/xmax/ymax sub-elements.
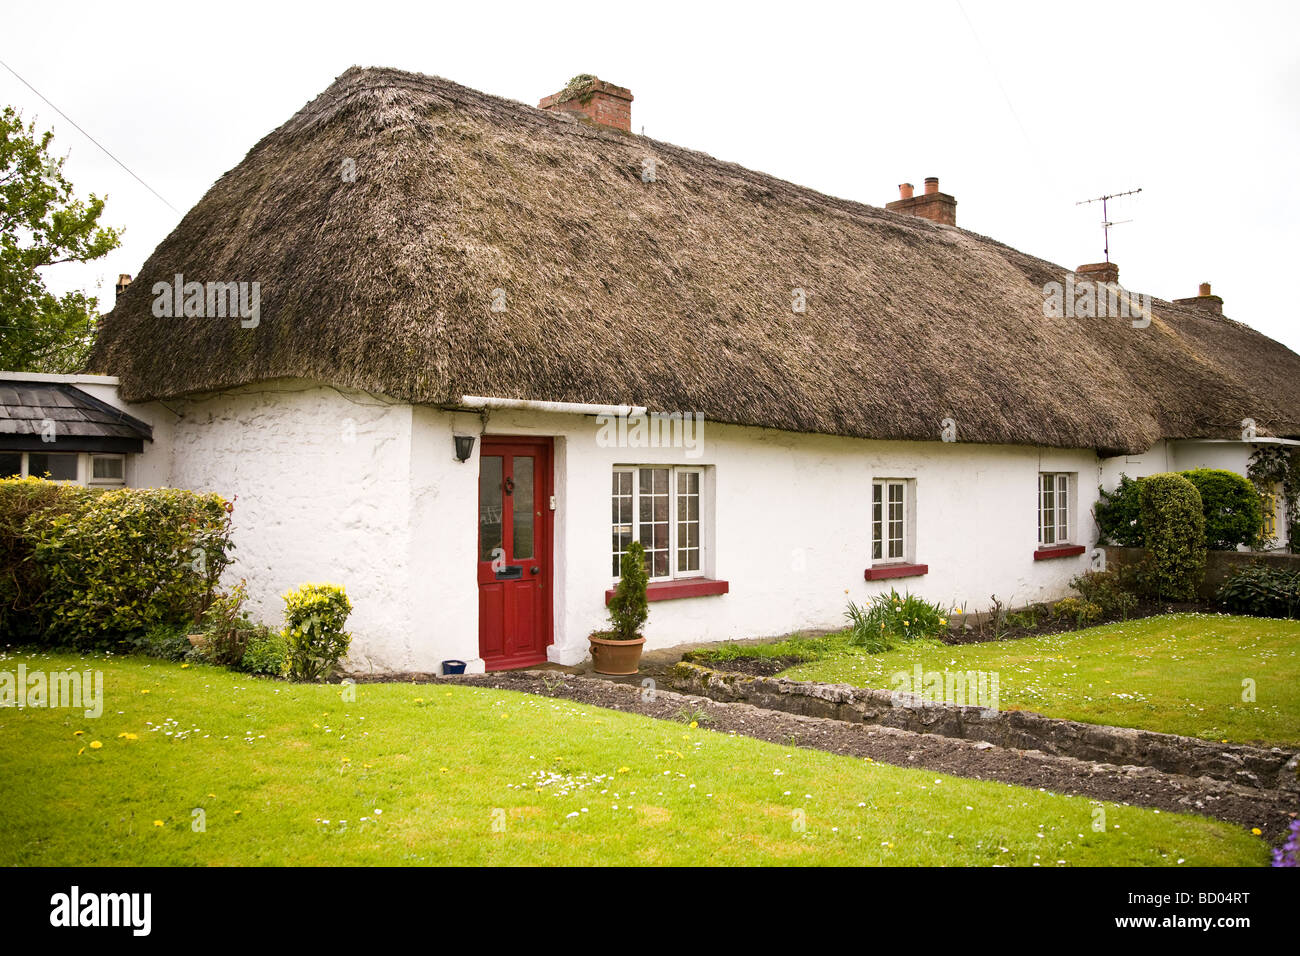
<box><xmin>89</xmin><ymin>66</ymin><xmax>1300</xmax><ymax>455</ymax></box>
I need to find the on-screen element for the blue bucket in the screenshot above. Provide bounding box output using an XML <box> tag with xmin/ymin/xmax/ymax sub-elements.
<box><xmin>441</xmin><ymin>660</ymin><xmax>467</xmax><ymax>675</ymax></box>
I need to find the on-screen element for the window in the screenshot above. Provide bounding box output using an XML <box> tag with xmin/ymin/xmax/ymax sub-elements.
<box><xmin>612</xmin><ymin>466</ymin><xmax>704</xmax><ymax>581</ymax></box>
<box><xmin>872</xmin><ymin>479</ymin><xmax>910</xmax><ymax>562</ymax></box>
<box><xmin>0</xmin><ymin>452</ymin><xmax>130</xmax><ymax>486</ymax></box>
<box><xmin>89</xmin><ymin>455</ymin><xmax>126</xmax><ymax>485</ymax></box>
<box><xmin>25</xmin><ymin>452</ymin><xmax>78</xmax><ymax>482</ymax></box>
<box><xmin>1261</xmin><ymin>491</ymin><xmax>1278</xmax><ymax>542</ymax></box>
<box><xmin>1038</xmin><ymin>473</ymin><xmax>1073</xmax><ymax>546</ymax></box>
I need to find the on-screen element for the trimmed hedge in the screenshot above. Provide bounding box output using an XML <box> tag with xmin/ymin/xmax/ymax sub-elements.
<box><xmin>1139</xmin><ymin>473</ymin><xmax>1207</xmax><ymax>600</ymax></box>
<box><xmin>14</xmin><ymin>483</ymin><xmax>234</xmax><ymax>643</ymax></box>
<box><xmin>1180</xmin><ymin>469</ymin><xmax>1262</xmax><ymax>551</ymax></box>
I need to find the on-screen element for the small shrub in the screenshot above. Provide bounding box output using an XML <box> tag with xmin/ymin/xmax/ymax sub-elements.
<box><xmin>847</xmin><ymin>589</ymin><xmax>949</xmax><ymax>651</ymax></box>
<box><xmin>1006</xmin><ymin>603</ymin><xmax>1050</xmax><ymax>630</ymax></box>
<box><xmin>1180</xmin><ymin>469</ymin><xmax>1262</xmax><ymax>551</ymax></box>
<box><xmin>1216</xmin><ymin>565</ymin><xmax>1300</xmax><ymax>619</ymax></box>
<box><xmin>1094</xmin><ymin>474</ymin><xmax>1144</xmax><ymax>547</ymax></box>
<box><xmin>1051</xmin><ymin>597</ymin><xmax>1104</xmax><ymax>627</ymax></box>
<box><xmin>198</xmin><ymin>583</ymin><xmax>253</xmax><ymax>667</ymax></box>
<box><xmin>283</xmin><ymin>583</ymin><xmax>353</xmax><ymax>681</ymax></box>
<box><xmin>1070</xmin><ymin>570</ymin><xmax>1140</xmax><ymax>620</ymax></box>
<box><xmin>1139</xmin><ymin>473</ymin><xmax>1207</xmax><ymax>600</ymax></box>
<box><xmin>241</xmin><ymin>627</ymin><xmax>289</xmax><ymax>677</ymax></box>
<box><xmin>606</xmin><ymin>540</ymin><xmax>649</xmax><ymax>640</ymax></box>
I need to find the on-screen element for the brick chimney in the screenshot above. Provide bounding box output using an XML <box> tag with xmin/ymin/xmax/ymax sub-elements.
<box><xmin>886</xmin><ymin>176</ymin><xmax>957</xmax><ymax>225</ymax></box>
<box><xmin>539</xmin><ymin>75</ymin><xmax>633</xmax><ymax>132</ymax></box>
<box><xmin>1076</xmin><ymin>262</ymin><xmax>1119</xmax><ymax>286</ymax></box>
<box><xmin>1173</xmin><ymin>281</ymin><xmax>1224</xmax><ymax>315</ymax></box>
<box><xmin>115</xmin><ymin>274</ymin><xmax>132</xmax><ymax>301</ymax></box>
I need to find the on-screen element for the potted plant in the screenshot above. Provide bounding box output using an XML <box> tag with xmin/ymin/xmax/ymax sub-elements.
<box><xmin>590</xmin><ymin>541</ymin><xmax>649</xmax><ymax>675</ymax></box>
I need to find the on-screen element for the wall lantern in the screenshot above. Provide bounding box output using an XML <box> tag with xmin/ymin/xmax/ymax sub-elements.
<box><xmin>453</xmin><ymin>435</ymin><xmax>476</xmax><ymax>463</ymax></box>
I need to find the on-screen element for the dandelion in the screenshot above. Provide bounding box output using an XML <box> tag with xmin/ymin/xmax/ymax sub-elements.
<box><xmin>180</xmin><ymin>663</ymin><xmax>190</xmax><ymax>669</ymax></box>
<box><xmin>89</xmin><ymin>740</ymin><xmax>103</xmax><ymax>750</ymax></box>
<box><xmin>141</xmin><ymin>690</ymin><xmax>150</xmax><ymax>695</ymax></box>
<box><xmin>689</xmin><ymin>721</ymin><xmax>698</xmax><ymax>729</ymax></box>
<box><xmin>73</xmin><ymin>731</ymin><xmax>84</xmax><ymax>737</ymax></box>
<box><xmin>153</xmin><ymin>820</ymin><xmax>164</xmax><ymax>827</ymax></box>
<box><xmin>1251</xmin><ymin>828</ymin><xmax>1262</xmax><ymax>835</ymax></box>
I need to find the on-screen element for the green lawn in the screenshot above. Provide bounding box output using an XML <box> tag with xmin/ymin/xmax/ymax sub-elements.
<box><xmin>759</xmin><ymin>614</ymin><xmax>1300</xmax><ymax>748</ymax></box>
<box><xmin>0</xmin><ymin>649</ymin><xmax>1268</xmax><ymax>866</ymax></box>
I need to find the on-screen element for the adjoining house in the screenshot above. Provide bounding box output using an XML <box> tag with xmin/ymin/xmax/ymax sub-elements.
<box><xmin>37</xmin><ymin>66</ymin><xmax>1297</xmax><ymax>673</ymax></box>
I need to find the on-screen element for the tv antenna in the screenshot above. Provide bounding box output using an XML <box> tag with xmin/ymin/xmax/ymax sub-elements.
<box><xmin>1076</xmin><ymin>187</ymin><xmax>1142</xmax><ymax>262</ymax></box>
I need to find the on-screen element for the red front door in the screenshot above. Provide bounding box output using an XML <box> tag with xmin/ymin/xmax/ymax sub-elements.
<box><xmin>477</xmin><ymin>437</ymin><xmax>553</xmax><ymax>670</ymax></box>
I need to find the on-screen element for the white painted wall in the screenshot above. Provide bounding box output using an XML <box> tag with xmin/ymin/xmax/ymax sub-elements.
<box><xmin>55</xmin><ymin>376</ymin><xmax>1282</xmax><ymax>672</ymax></box>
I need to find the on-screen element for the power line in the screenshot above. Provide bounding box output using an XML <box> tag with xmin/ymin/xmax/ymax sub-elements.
<box><xmin>0</xmin><ymin>56</ymin><xmax>179</xmax><ymax>213</ymax></box>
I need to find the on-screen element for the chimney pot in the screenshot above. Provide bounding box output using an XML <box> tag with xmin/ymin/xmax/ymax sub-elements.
<box><xmin>886</xmin><ymin>176</ymin><xmax>956</xmax><ymax>226</ymax></box>
<box><xmin>539</xmin><ymin>75</ymin><xmax>633</xmax><ymax>132</ymax></box>
<box><xmin>1174</xmin><ymin>282</ymin><xmax>1223</xmax><ymax>315</ymax></box>
<box><xmin>1199</xmin><ymin>282</ymin><xmax>1212</xmax><ymax>297</ymax></box>
<box><xmin>114</xmin><ymin>274</ymin><xmax>132</xmax><ymax>301</ymax></box>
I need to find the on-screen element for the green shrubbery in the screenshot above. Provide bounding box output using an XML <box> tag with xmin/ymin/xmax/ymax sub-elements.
<box><xmin>0</xmin><ymin>478</ymin><xmax>95</xmax><ymax>640</ymax></box>
<box><xmin>282</xmin><ymin>583</ymin><xmax>353</xmax><ymax>681</ymax></box>
<box><xmin>1096</xmin><ymin>470</ymin><xmax>1261</xmax><ymax>552</ymax></box>
<box><xmin>1094</xmin><ymin>474</ymin><xmax>1144</xmax><ymax>547</ymax></box>
<box><xmin>1180</xmin><ymin>469</ymin><xmax>1261</xmax><ymax>551</ymax></box>
<box><xmin>1139</xmin><ymin>473</ymin><xmax>1207</xmax><ymax>600</ymax></box>
<box><xmin>0</xmin><ymin>479</ymin><xmax>234</xmax><ymax>643</ymax></box>
<box><xmin>1069</xmin><ymin>570</ymin><xmax>1141</xmax><ymax>619</ymax></box>
<box><xmin>605</xmin><ymin>540</ymin><xmax>649</xmax><ymax>641</ymax></box>
<box><xmin>241</xmin><ymin>628</ymin><xmax>290</xmax><ymax>676</ymax></box>
<box><xmin>846</xmin><ymin>589</ymin><xmax>949</xmax><ymax>652</ymax></box>
<box><xmin>1216</xmin><ymin>565</ymin><xmax>1300</xmax><ymax>619</ymax></box>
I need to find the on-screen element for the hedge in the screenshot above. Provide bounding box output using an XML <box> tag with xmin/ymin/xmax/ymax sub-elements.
<box><xmin>4</xmin><ymin>481</ymin><xmax>235</xmax><ymax>643</ymax></box>
<box><xmin>1138</xmin><ymin>473</ymin><xmax>1207</xmax><ymax>600</ymax></box>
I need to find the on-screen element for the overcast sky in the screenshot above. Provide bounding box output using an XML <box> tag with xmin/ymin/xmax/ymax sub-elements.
<box><xmin>4</xmin><ymin>0</ymin><xmax>1298</xmax><ymax>353</ymax></box>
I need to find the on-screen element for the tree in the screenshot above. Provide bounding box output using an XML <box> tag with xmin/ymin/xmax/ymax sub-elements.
<box><xmin>0</xmin><ymin>106</ymin><xmax>121</xmax><ymax>372</ymax></box>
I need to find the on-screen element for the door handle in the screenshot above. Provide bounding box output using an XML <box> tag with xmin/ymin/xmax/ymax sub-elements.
<box><xmin>530</xmin><ymin>566</ymin><xmax>540</xmax><ymax>575</ymax></box>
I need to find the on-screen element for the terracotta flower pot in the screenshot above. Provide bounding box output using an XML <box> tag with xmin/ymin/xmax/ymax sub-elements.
<box><xmin>589</xmin><ymin>634</ymin><xmax>646</xmax><ymax>675</ymax></box>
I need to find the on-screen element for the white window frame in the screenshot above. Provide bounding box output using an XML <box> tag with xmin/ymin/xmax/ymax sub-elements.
<box><xmin>612</xmin><ymin>465</ymin><xmax>706</xmax><ymax>583</ymax></box>
<box><xmin>871</xmin><ymin>478</ymin><xmax>913</xmax><ymax>564</ymax></box>
<box><xmin>88</xmin><ymin>454</ymin><xmax>127</xmax><ymax>487</ymax></box>
<box><xmin>1038</xmin><ymin>472</ymin><xmax>1073</xmax><ymax>546</ymax></box>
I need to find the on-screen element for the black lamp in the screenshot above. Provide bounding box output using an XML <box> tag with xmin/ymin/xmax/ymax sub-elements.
<box><xmin>454</xmin><ymin>435</ymin><xmax>476</xmax><ymax>462</ymax></box>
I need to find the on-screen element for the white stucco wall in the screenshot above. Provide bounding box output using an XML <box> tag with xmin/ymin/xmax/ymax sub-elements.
<box><xmin>82</xmin><ymin>378</ymin><xmax>1282</xmax><ymax>672</ymax></box>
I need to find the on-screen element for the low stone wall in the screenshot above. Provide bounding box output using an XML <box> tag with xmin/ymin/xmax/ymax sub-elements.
<box><xmin>1102</xmin><ymin>545</ymin><xmax>1300</xmax><ymax>602</ymax></box>
<box><xmin>670</xmin><ymin>662</ymin><xmax>1300</xmax><ymax>792</ymax></box>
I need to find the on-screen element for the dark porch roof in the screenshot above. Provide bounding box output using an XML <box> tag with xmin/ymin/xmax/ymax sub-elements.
<box><xmin>0</xmin><ymin>381</ymin><xmax>153</xmax><ymax>453</ymax></box>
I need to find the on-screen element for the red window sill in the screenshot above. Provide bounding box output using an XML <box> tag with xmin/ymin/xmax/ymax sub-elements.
<box><xmin>604</xmin><ymin>579</ymin><xmax>730</xmax><ymax>605</ymax></box>
<box><xmin>863</xmin><ymin>562</ymin><xmax>928</xmax><ymax>581</ymax></box>
<box><xmin>1034</xmin><ymin>544</ymin><xmax>1086</xmax><ymax>561</ymax></box>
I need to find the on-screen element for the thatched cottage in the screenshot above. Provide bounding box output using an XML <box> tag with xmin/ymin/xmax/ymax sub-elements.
<box><xmin>44</xmin><ymin>67</ymin><xmax>1300</xmax><ymax>671</ymax></box>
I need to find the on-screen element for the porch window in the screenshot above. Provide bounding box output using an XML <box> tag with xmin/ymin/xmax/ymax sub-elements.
<box><xmin>1260</xmin><ymin>491</ymin><xmax>1278</xmax><ymax>542</ymax></box>
<box><xmin>871</xmin><ymin>479</ymin><xmax>909</xmax><ymax>562</ymax></box>
<box><xmin>612</xmin><ymin>466</ymin><xmax>704</xmax><ymax>581</ymax></box>
<box><xmin>1038</xmin><ymin>473</ymin><xmax>1073</xmax><ymax>546</ymax></box>
<box><xmin>89</xmin><ymin>454</ymin><xmax>126</xmax><ymax>486</ymax></box>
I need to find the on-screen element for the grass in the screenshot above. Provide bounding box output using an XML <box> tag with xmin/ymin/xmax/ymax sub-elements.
<box><xmin>0</xmin><ymin>648</ymin><xmax>1270</xmax><ymax>866</ymax></box>
<box><xmin>710</xmin><ymin>614</ymin><xmax>1300</xmax><ymax>748</ymax></box>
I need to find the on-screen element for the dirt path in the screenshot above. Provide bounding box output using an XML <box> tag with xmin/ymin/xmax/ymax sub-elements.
<box><xmin>357</xmin><ymin>669</ymin><xmax>1298</xmax><ymax>840</ymax></box>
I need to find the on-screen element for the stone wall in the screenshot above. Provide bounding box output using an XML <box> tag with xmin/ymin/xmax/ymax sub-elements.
<box><xmin>1102</xmin><ymin>545</ymin><xmax>1300</xmax><ymax>601</ymax></box>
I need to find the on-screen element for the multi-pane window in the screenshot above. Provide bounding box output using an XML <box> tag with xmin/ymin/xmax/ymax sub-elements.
<box><xmin>872</xmin><ymin>480</ymin><xmax>907</xmax><ymax>561</ymax></box>
<box><xmin>1261</xmin><ymin>491</ymin><xmax>1278</xmax><ymax>542</ymax></box>
<box><xmin>1038</xmin><ymin>473</ymin><xmax>1072</xmax><ymax>546</ymax></box>
<box><xmin>89</xmin><ymin>455</ymin><xmax>126</xmax><ymax>486</ymax></box>
<box><xmin>612</xmin><ymin>466</ymin><xmax>704</xmax><ymax>581</ymax></box>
